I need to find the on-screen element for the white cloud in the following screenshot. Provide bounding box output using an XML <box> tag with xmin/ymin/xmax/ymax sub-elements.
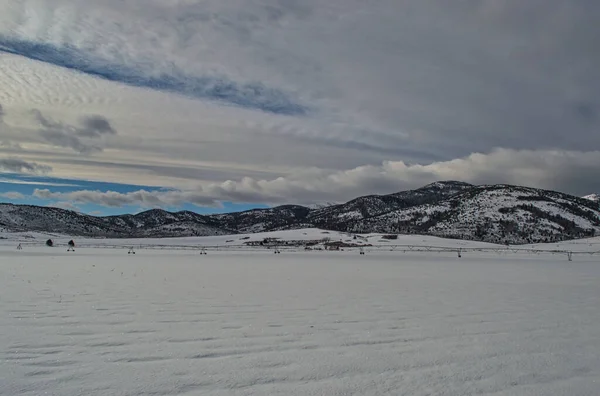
<box><xmin>30</xmin><ymin>149</ymin><xmax>600</xmax><ymax>208</ymax></box>
<box><xmin>0</xmin><ymin>191</ymin><xmax>25</xmax><ymax>200</ymax></box>
<box><xmin>0</xmin><ymin>177</ymin><xmax>79</xmax><ymax>187</ymax></box>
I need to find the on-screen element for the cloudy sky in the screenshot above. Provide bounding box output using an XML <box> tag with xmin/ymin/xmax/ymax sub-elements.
<box><xmin>0</xmin><ymin>0</ymin><xmax>599</xmax><ymax>215</ymax></box>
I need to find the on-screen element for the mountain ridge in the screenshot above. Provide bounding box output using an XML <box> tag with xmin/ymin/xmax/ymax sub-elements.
<box><xmin>2</xmin><ymin>181</ymin><xmax>599</xmax><ymax>244</ymax></box>
<box><xmin>584</xmin><ymin>193</ymin><xmax>600</xmax><ymax>202</ymax></box>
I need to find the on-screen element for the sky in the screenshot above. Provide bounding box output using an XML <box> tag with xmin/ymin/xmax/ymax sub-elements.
<box><xmin>0</xmin><ymin>0</ymin><xmax>599</xmax><ymax>215</ymax></box>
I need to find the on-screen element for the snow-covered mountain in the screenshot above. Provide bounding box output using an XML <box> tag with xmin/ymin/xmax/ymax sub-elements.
<box><xmin>307</xmin><ymin>181</ymin><xmax>473</xmax><ymax>229</ymax></box>
<box><xmin>1</xmin><ymin>182</ymin><xmax>599</xmax><ymax>244</ymax></box>
<box><xmin>210</xmin><ymin>205</ymin><xmax>311</xmax><ymax>234</ymax></box>
<box><xmin>583</xmin><ymin>193</ymin><xmax>600</xmax><ymax>202</ymax></box>
<box><xmin>306</xmin><ymin>202</ymin><xmax>338</xmax><ymax>210</ymax></box>
<box><xmin>102</xmin><ymin>209</ymin><xmax>233</xmax><ymax>237</ymax></box>
<box><xmin>0</xmin><ymin>205</ymin><xmax>231</xmax><ymax>238</ymax></box>
<box><xmin>352</xmin><ymin>185</ymin><xmax>600</xmax><ymax>244</ymax></box>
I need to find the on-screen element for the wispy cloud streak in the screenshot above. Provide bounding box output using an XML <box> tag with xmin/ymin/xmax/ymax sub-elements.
<box><xmin>0</xmin><ymin>38</ymin><xmax>308</xmax><ymax>116</ymax></box>
<box><xmin>0</xmin><ymin>158</ymin><xmax>51</xmax><ymax>174</ymax></box>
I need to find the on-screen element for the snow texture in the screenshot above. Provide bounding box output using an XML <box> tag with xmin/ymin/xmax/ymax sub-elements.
<box><xmin>2</xmin><ymin>230</ymin><xmax>600</xmax><ymax>395</ymax></box>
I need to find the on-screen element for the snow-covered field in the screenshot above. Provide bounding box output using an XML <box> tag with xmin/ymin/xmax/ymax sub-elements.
<box><xmin>2</xmin><ymin>231</ymin><xmax>600</xmax><ymax>395</ymax></box>
<box><xmin>1</xmin><ymin>228</ymin><xmax>501</xmax><ymax>248</ymax></box>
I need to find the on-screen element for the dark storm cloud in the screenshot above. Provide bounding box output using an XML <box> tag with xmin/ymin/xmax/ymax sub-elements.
<box><xmin>32</xmin><ymin>110</ymin><xmax>117</xmax><ymax>155</ymax></box>
<box><xmin>38</xmin><ymin>130</ymin><xmax>103</xmax><ymax>155</ymax></box>
<box><xmin>0</xmin><ymin>157</ymin><xmax>51</xmax><ymax>174</ymax></box>
<box><xmin>573</xmin><ymin>102</ymin><xmax>598</xmax><ymax>124</ymax></box>
<box><xmin>77</xmin><ymin>115</ymin><xmax>116</xmax><ymax>138</ymax></box>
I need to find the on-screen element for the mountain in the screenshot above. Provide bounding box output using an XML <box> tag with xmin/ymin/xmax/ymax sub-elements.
<box><xmin>306</xmin><ymin>202</ymin><xmax>338</xmax><ymax>210</ymax></box>
<box><xmin>351</xmin><ymin>185</ymin><xmax>600</xmax><ymax>244</ymax></box>
<box><xmin>0</xmin><ymin>205</ymin><xmax>232</xmax><ymax>238</ymax></box>
<box><xmin>583</xmin><ymin>194</ymin><xmax>599</xmax><ymax>202</ymax></box>
<box><xmin>210</xmin><ymin>205</ymin><xmax>311</xmax><ymax>233</ymax></box>
<box><xmin>101</xmin><ymin>209</ymin><xmax>233</xmax><ymax>237</ymax></box>
<box><xmin>0</xmin><ymin>204</ymin><xmax>124</xmax><ymax>237</ymax></box>
<box><xmin>1</xmin><ymin>181</ymin><xmax>600</xmax><ymax>244</ymax></box>
<box><xmin>306</xmin><ymin>181</ymin><xmax>473</xmax><ymax>230</ymax></box>
<box><xmin>209</xmin><ymin>181</ymin><xmax>473</xmax><ymax>233</ymax></box>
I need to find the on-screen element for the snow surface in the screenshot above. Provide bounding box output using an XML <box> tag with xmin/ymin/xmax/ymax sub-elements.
<box><xmin>0</xmin><ymin>228</ymin><xmax>502</xmax><ymax>250</ymax></box>
<box><xmin>2</xmin><ymin>231</ymin><xmax>600</xmax><ymax>395</ymax></box>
